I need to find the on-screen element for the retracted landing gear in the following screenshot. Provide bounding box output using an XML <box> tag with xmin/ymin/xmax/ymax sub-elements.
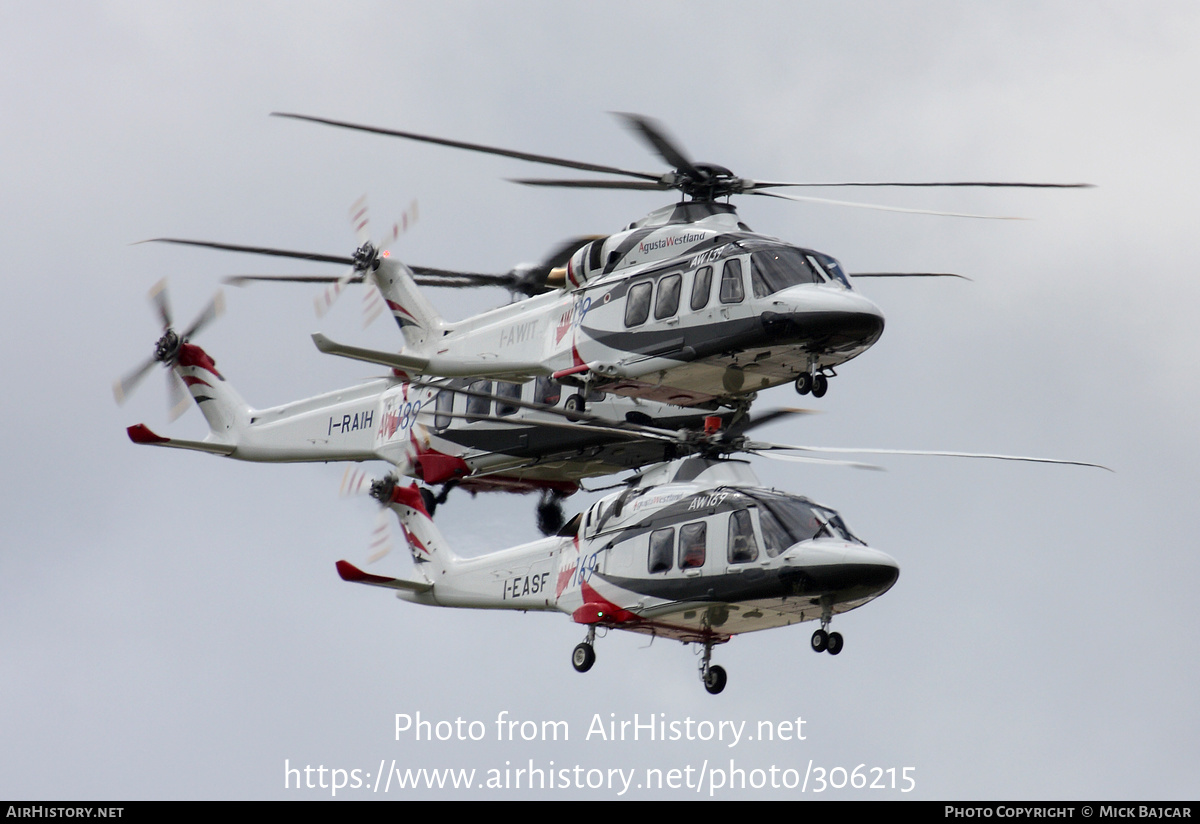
<box><xmin>699</xmin><ymin>640</ymin><xmax>727</xmax><ymax>695</ymax></box>
<box><xmin>572</xmin><ymin>627</ymin><xmax>596</xmax><ymax>673</ymax></box>
<box><xmin>536</xmin><ymin>490</ymin><xmax>566</xmax><ymax>536</ymax></box>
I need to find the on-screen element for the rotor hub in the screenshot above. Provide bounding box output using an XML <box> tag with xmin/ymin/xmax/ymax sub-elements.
<box><xmin>353</xmin><ymin>242</ymin><xmax>379</xmax><ymax>272</ymax></box>
<box><xmin>154</xmin><ymin>329</ymin><xmax>181</xmax><ymax>364</ymax></box>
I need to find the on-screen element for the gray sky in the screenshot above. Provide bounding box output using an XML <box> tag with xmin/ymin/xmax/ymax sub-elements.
<box><xmin>3</xmin><ymin>1</ymin><xmax>1197</xmax><ymax>800</ymax></box>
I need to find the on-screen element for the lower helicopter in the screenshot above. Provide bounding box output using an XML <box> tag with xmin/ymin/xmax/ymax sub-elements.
<box><xmin>335</xmin><ymin>419</ymin><xmax>1107</xmax><ymax>694</ymax></box>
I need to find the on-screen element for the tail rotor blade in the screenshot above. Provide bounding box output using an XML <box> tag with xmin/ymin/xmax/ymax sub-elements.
<box><xmin>148</xmin><ymin>278</ymin><xmax>172</xmax><ymax>330</ymax></box>
<box><xmin>167</xmin><ymin>369</ymin><xmax>190</xmax><ymax>421</ymax></box>
<box><xmin>181</xmin><ymin>291</ymin><xmax>225</xmax><ymax>340</ymax></box>
<box><xmin>366</xmin><ymin>508</ymin><xmax>393</xmax><ymax>563</ymax></box>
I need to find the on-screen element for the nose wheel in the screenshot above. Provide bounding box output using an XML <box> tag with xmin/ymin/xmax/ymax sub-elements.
<box><xmin>794</xmin><ymin>370</ymin><xmax>829</xmax><ymax>398</ymax></box>
<box><xmin>811</xmin><ymin>627</ymin><xmax>844</xmax><ymax>656</ymax></box>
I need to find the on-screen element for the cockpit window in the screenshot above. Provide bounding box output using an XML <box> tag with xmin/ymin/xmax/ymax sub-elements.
<box><xmin>727</xmin><ymin>510</ymin><xmax>759</xmax><ymax>563</ymax></box>
<box><xmin>690</xmin><ymin>265</ymin><xmax>713</xmax><ymax>310</ymax></box>
<box><xmin>719</xmin><ymin>259</ymin><xmax>745</xmax><ymax>304</ymax></box>
<box><xmin>751</xmin><ymin>248</ymin><xmax>825</xmax><ymax>297</ymax></box>
<box><xmin>749</xmin><ymin>492</ymin><xmax>864</xmax><ymax>545</ymax></box>
<box><xmin>808</xmin><ymin>251</ymin><xmax>853</xmax><ymax>289</ymax></box>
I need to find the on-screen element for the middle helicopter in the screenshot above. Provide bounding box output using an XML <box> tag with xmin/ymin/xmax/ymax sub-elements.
<box><xmin>152</xmin><ymin>112</ymin><xmax>1088</xmax><ymax>414</ymax></box>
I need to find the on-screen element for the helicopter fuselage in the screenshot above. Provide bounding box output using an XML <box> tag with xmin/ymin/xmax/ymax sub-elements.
<box><xmin>372</xmin><ymin>203</ymin><xmax>885</xmax><ymax>408</ymax></box>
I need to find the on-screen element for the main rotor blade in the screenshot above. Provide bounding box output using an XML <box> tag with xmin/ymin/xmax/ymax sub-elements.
<box><xmin>224</xmin><ymin>274</ymin><xmax>366</xmax><ymax>286</ymax></box>
<box><xmin>509</xmin><ymin>178</ymin><xmax>671</xmax><ymax>190</ymax></box>
<box><xmin>745</xmin><ymin>442</ymin><xmax>1112</xmax><ymax>471</ymax></box>
<box><xmin>271</xmin><ymin>112</ymin><xmax>664</xmax><ymax>182</ymax></box>
<box><xmin>141</xmin><ymin>238</ymin><xmax>354</xmax><ymax>266</ymax></box>
<box><xmin>747</xmin><ymin>180</ymin><xmax>1095</xmax><ymax>190</ymax></box>
<box><xmin>850</xmin><ymin>272</ymin><xmax>973</xmax><ymax>280</ymax></box>
<box><xmin>612</xmin><ymin>112</ymin><xmax>702</xmax><ymax>179</ymax></box>
<box><xmin>751</xmin><ymin>190</ymin><xmax>1025</xmax><ymax>220</ymax></box>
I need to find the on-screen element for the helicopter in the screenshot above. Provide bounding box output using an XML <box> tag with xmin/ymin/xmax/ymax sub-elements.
<box><xmin>335</xmin><ymin>416</ymin><xmax>1107</xmax><ymax>695</ymax></box>
<box><xmin>150</xmin><ymin>112</ymin><xmax>1088</xmax><ymax>413</ymax></box>
<box><xmin>113</xmin><ymin>279</ymin><xmax>803</xmax><ymax>533</ymax></box>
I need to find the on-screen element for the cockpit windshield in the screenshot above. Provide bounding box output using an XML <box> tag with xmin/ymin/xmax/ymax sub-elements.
<box><xmin>750</xmin><ymin>248</ymin><xmax>825</xmax><ymax>297</ymax></box>
<box><xmin>749</xmin><ymin>491</ymin><xmax>864</xmax><ymax>554</ymax></box>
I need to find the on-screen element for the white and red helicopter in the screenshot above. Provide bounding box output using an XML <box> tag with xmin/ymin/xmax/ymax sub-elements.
<box><xmin>334</xmin><ymin>419</ymin><xmax>1107</xmax><ymax>695</ymax></box>
<box><xmin>113</xmin><ymin>280</ymin><xmax>800</xmax><ymax>532</ymax></box>
<box><xmin>150</xmin><ymin>112</ymin><xmax>1089</xmax><ymax>413</ymax></box>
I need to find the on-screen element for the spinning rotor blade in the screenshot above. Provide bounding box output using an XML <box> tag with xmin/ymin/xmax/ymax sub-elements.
<box><xmin>271</xmin><ymin>112</ymin><xmax>663</xmax><ymax>182</ymax></box>
<box><xmin>751</xmin><ymin>190</ymin><xmax>1025</xmax><ymax>220</ymax></box>
<box><xmin>141</xmin><ymin>238</ymin><xmax>354</xmax><ymax>265</ymax></box>
<box><xmin>744</xmin><ymin>442</ymin><xmax>1112</xmax><ymax>471</ymax></box>
<box><xmin>180</xmin><ymin>291</ymin><xmax>225</xmax><ymax>340</ymax></box>
<box><xmin>746</xmin><ymin>180</ymin><xmax>1095</xmax><ymax>190</ymax></box>
<box><xmin>340</xmin><ymin>466</ymin><xmax>397</xmax><ymax>563</ymax></box>
<box><xmin>113</xmin><ymin>355</ymin><xmax>158</xmax><ymax>405</ymax></box>
<box><xmin>148</xmin><ymin>278</ymin><xmax>172</xmax><ymax>330</ymax></box>
<box><xmin>612</xmin><ymin>112</ymin><xmax>703</xmax><ymax>180</ymax></box>
<box><xmin>167</xmin><ymin>370</ymin><xmax>189</xmax><ymax>422</ymax></box>
<box><xmin>850</xmin><ymin>272</ymin><xmax>972</xmax><ymax>280</ymax></box>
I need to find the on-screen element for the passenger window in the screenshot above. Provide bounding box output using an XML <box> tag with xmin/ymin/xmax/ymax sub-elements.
<box><xmin>434</xmin><ymin>389</ymin><xmax>454</xmax><ymax>430</ymax></box>
<box><xmin>648</xmin><ymin>528</ymin><xmax>674</xmax><ymax>573</ymax></box>
<box><xmin>625</xmin><ymin>281</ymin><xmax>652</xmax><ymax>326</ymax></box>
<box><xmin>654</xmin><ymin>273</ymin><xmax>682</xmax><ymax>319</ymax></box>
<box><xmin>690</xmin><ymin>265</ymin><xmax>713</xmax><ymax>310</ymax></box>
<box><xmin>496</xmin><ymin>382</ymin><xmax>521</xmax><ymax>417</ymax></box>
<box><xmin>727</xmin><ymin>510</ymin><xmax>759</xmax><ymax>563</ymax></box>
<box><xmin>534</xmin><ymin>376</ymin><xmax>561</xmax><ymax>406</ymax></box>
<box><xmin>719</xmin><ymin>259</ymin><xmax>744</xmax><ymax>304</ymax></box>
<box><xmin>466</xmin><ymin>380</ymin><xmax>492</xmax><ymax>417</ymax></box>
<box><xmin>679</xmin><ymin>522</ymin><xmax>707</xmax><ymax>569</ymax></box>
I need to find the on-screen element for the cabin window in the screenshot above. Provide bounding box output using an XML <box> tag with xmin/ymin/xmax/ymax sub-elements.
<box><xmin>727</xmin><ymin>510</ymin><xmax>759</xmax><ymax>563</ymax></box>
<box><xmin>690</xmin><ymin>265</ymin><xmax>713</xmax><ymax>310</ymax></box>
<box><xmin>751</xmin><ymin>248</ymin><xmax>824</xmax><ymax>297</ymax></box>
<box><xmin>654</xmin><ymin>273</ymin><xmax>682</xmax><ymax>319</ymax></box>
<box><xmin>648</xmin><ymin>527</ymin><xmax>674</xmax><ymax>574</ymax></box>
<box><xmin>466</xmin><ymin>380</ymin><xmax>492</xmax><ymax>417</ymax></box>
<box><xmin>679</xmin><ymin>522</ymin><xmax>707</xmax><ymax>569</ymax></box>
<box><xmin>625</xmin><ymin>281</ymin><xmax>652</xmax><ymax>326</ymax></box>
<box><xmin>496</xmin><ymin>382</ymin><xmax>522</xmax><ymax>417</ymax></box>
<box><xmin>534</xmin><ymin>376</ymin><xmax>561</xmax><ymax>406</ymax></box>
<box><xmin>719</xmin><ymin>259</ymin><xmax>745</xmax><ymax>304</ymax></box>
<box><xmin>434</xmin><ymin>389</ymin><xmax>454</xmax><ymax>431</ymax></box>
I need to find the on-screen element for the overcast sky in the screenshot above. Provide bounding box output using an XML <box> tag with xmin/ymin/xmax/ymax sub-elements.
<box><xmin>3</xmin><ymin>1</ymin><xmax>1198</xmax><ymax>800</ymax></box>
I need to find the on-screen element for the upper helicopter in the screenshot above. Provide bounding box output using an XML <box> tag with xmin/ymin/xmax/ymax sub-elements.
<box><xmin>152</xmin><ymin>112</ymin><xmax>1089</xmax><ymax>413</ymax></box>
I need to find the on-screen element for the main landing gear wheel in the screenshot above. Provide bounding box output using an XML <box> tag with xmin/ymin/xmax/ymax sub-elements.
<box><xmin>794</xmin><ymin>373</ymin><xmax>812</xmax><ymax>395</ymax></box>
<box><xmin>811</xmin><ymin>373</ymin><xmax>829</xmax><ymax>398</ymax></box>
<box><xmin>572</xmin><ymin>643</ymin><xmax>595</xmax><ymax>673</ymax></box>
<box><xmin>703</xmin><ymin>665</ymin><xmax>727</xmax><ymax>695</ymax></box>
<box><xmin>826</xmin><ymin>631</ymin><xmax>844</xmax><ymax>655</ymax></box>
<box><xmin>811</xmin><ymin>628</ymin><xmax>829</xmax><ymax>652</ymax></box>
<box><xmin>564</xmin><ymin>393</ymin><xmax>586</xmax><ymax>421</ymax></box>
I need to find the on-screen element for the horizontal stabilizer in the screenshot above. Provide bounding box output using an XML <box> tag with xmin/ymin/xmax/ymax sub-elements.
<box><xmin>311</xmin><ymin>333</ymin><xmax>430</xmax><ymax>373</ymax></box>
<box><xmin>126</xmin><ymin>424</ymin><xmax>235</xmax><ymax>456</ymax></box>
<box><xmin>311</xmin><ymin>333</ymin><xmax>545</xmax><ymax>379</ymax></box>
<box><xmin>336</xmin><ymin>560</ymin><xmax>433</xmax><ymax>593</ymax></box>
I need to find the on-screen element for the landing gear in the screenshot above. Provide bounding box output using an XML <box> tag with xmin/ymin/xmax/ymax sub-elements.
<box><xmin>698</xmin><ymin>640</ymin><xmax>727</xmax><ymax>694</ymax></box>
<box><xmin>564</xmin><ymin>393</ymin><xmax>586</xmax><ymax>421</ymax></box>
<box><xmin>795</xmin><ymin>361</ymin><xmax>832</xmax><ymax>398</ymax></box>
<box><xmin>811</xmin><ymin>616</ymin><xmax>844</xmax><ymax>656</ymax></box>
<box><xmin>572</xmin><ymin>627</ymin><xmax>597</xmax><ymax>673</ymax></box>
<box><xmin>811</xmin><ymin>373</ymin><xmax>828</xmax><ymax>398</ymax></box>
<box><xmin>536</xmin><ymin>490</ymin><xmax>566</xmax><ymax>536</ymax></box>
<box><xmin>572</xmin><ymin>643</ymin><xmax>595</xmax><ymax>673</ymax></box>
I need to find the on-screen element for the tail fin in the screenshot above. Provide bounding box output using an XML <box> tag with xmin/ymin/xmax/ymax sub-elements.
<box><xmin>385</xmin><ymin>483</ymin><xmax>460</xmax><ymax>582</ymax></box>
<box><xmin>369</xmin><ymin>258</ymin><xmax>445</xmax><ymax>350</ymax></box>
<box><xmin>174</xmin><ymin>343</ymin><xmax>252</xmax><ymax>437</ymax></box>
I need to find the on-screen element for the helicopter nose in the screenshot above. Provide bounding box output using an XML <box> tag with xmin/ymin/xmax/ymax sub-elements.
<box><xmin>759</xmin><ymin>289</ymin><xmax>885</xmax><ymax>353</ymax></box>
<box><xmin>784</xmin><ymin>542</ymin><xmax>900</xmax><ymax>595</ymax></box>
